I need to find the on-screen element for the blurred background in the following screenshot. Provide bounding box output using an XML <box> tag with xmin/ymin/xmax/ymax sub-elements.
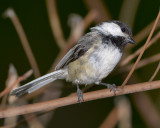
<box><xmin>0</xmin><ymin>0</ymin><xmax>160</xmax><ymax>128</ymax></box>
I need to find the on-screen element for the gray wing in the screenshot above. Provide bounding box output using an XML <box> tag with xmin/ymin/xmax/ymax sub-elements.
<box><xmin>55</xmin><ymin>32</ymin><xmax>99</xmax><ymax>70</ymax></box>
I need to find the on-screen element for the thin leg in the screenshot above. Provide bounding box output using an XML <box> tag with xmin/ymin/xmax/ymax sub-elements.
<box><xmin>76</xmin><ymin>84</ymin><xmax>84</xmax><ymax>103</ymax></box>
<box><xmin>99</xmin><ymin>83</ymin><xmax>117</xmax><ymax>95</ymax></box>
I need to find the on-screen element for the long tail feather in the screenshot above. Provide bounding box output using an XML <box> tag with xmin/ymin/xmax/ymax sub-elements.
<box><xmin>10</xmin><ymin>69</ymin><xmax>66</xmax><ymax>97</ymax></box>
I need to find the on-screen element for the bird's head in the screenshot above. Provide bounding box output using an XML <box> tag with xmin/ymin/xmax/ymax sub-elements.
<box><xmin>91</xmin><ymin>20</ymin><xmax>136</xmax><ymax>48</ymax></box>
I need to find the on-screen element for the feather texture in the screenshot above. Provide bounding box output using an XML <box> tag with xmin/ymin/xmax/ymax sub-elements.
<box><xmin>10</xmin><ymin>69</ymin><xmax>66</xmax><ymax>97</ymax></box>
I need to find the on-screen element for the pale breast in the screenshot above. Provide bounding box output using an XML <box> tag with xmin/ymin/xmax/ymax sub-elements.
<box><xmin>88</xmin><ymin>43</ymin><xmax>122</xmax><ymax>81</ymax></box>
<box><xmin>66</xmin><ymin>43</ymin><xmax>122</xmax><ymax>85</ymax></box>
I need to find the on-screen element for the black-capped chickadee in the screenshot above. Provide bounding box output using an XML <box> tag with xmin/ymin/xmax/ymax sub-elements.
<box><xmin>11</xmin><ymin>20</ymin><xmax>135</xmax><ymax>103</ymax></box>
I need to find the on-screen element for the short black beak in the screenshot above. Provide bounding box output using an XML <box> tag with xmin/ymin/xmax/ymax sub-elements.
<box><xmin>126</xmin><ymin>38</ymin><xmax>136</xmax><ymax>44</ymax></box>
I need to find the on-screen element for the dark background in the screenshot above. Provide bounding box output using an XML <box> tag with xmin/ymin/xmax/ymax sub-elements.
<box><xmin>0</xmin><ymin>0</ymin><xmax>160</xmax><ymax>128</ymax></box>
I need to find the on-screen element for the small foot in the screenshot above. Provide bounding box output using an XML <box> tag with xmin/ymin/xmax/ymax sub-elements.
<box><xmin>100</xmin><ymin>83</ymin><xmax>118</xmax><ymax>95</ymax></box>
<box><xmin>77</xmin><ymin>88</ymin><xmax>84</xmax><ymax>103</ymax></box>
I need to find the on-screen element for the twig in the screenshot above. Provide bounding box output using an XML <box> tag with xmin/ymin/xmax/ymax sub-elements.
<box><xmin>131</xmin><ymin>61</ymin><xmax>160</xmax><ymax>128</ymax></box>
<box><xmin>132</xmin><ymin>93</ymin><xmax>160</xmax><ymax>128</ymax></box>
<box><xmin>120</xmin><ymin>31</ymin><xmax>160</xmax><ymax>66</ymax></box>
<box><xmin>84</xmin><ymin>0</ymin><xmax>111</xmax><ymax>23</ymax></box>
<box><xmin>100</xmin><ymin>59</ymin><xmax>160</xmax><ymax>128</ymax></box>
<box><xmin>117</xmin><ymin>97</ymin><xmax>132</xmax><ymax>128</ymax></box>
<box><xmin>3</xmin><ymin>8</ymin><xmax>40</xmax><ymax>78</ymax></box>
<box><xmin>1</xmin><ymin>95</ymin><xmax>8</xmax><ymax>109</ymax></box>
<box><xmin>127</xmin><ymin>20</ymin><xmax>160</xmax><ymax>51</ymax></box>
<box><xmin>0</xmin><ymin>124</ymin><xmax>15</xmax><ymax>128</ymax></box>
<box><xmin>49</xmin><ymin>10</ymin><xmax>97</xmax><ymax>72</ymax></box>
<box><xmin>0</xmin><ymin>70</ymin><xmax>33</xmax><ymax>98</ymax></box>
<box><xmin>3</xmin><ymin>65</ymin><xmax>19</xmax><ymax>127</ymax></box>
<box><xmin>121</xmin><ymin>53</ymin><xmax>160</xmax><ymax>72</ymax></box>
<box><xmin>149</xmin><ymin>61</ymin><xmax>160</xmax><ymax>82</ymax></box>
<box><xmin>46</xmin><ymin>0</ymin><xmax>66</xmax><ymax>49</ymax></box>
<box><xmin>0</xmin><ymin>80</ymin><xmax>160</xmax><ymax>118</ymax></box>
<box><xmin>134</xmin><ymin>20</ymin><xmax>160</xmax><ymax>43</ymax></box>
<box><xmin>99</xmin><ymin>107</ymin><xmax>118</xmax><ymax>128</ymax></box>
<box><xmin>24</xmin><ymin>114</ymin><xmax>44</xmax><ymax>128</ymax></box>
<box><xmin>1</xmin><ymin>64</ymin><xmax>19</xmax><ymax>109</ymax></box>
<box><xmin>121</xmin><ymin>10</ymin><xmax>160</xmax><ymax>87</ymax></box>
<box><xmin>119</xmin><ymin>0</ymin><xmax>140</xmax><ymax>28</ymax></box>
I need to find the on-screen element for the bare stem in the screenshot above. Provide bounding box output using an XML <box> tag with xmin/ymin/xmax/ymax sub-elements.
<box><xmin>119</xmin><ymin>0</ymin><xmax>140</xmax><ymax>28</ymax></box>
<box><xmin>149</xmin><ymin>61</ymin><xmax>160</xmax><ymax>82</ymax></box>
<box><xmin>120</xmin><ymin>31</ymin><xmax>160</xmax><ymax>66</ymax></box>
<box><xmin>84</xmin><ymin>0</ymin><xmax>111</xmax><ymax>23</ymax></box>
<box><xmin>121</xmin><ymin>53</ymin><xmax>160</xmax><ymax>72</ymax></box>
<box><xmin>0</xmin><ymin>80</ymin><xmax>160</xmax><ymax>118</ymax></box>
<box><xmin>46</xmin><ymin>0</ymin><xmax>66</xmax><ymax>49</ymax></box>
<box><xmin>99</xmin><ymin>107</ymin><xmax>118</xmax><ymax>128</ymax></box>
<box><xmin>3</xmin><ymin>8</ymin><xmax>40</xmax><ymax>78</ymax></box>
<box><xmin>0</xmin><ymin>70</ymin><xmax>33</xmax><ymax>98</ymax></box>
<box><xmin>132</xmin><ymin>93</ymin><xmax>160</xmax><ymax>128</ymax></box>
<box><xmin>121</xmin><ymin>10</ymin><xmax>160</xmax><ymax>87</ymax></box>
<box><xmin>127</xmin><ymin>20</ymin><xmax>160</xmax><ymax>51</ymax></box>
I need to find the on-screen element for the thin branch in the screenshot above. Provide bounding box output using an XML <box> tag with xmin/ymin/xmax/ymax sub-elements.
<box><xmin>99</xmin><ymin>107</ymin><xmax>118</xmax><ymax>128</ymax></box>
<box><xmin>120</xmin><ymin>53</ymin><xmax>160</xmax><ymax>73</ymax></box>
<box><xmin>1</xmin><ymin>64</ymin><xmax>19</xmax><ymax>109</ymax></box>
<box><xmin>135</xmin><ymin>54</ymin><xmax>160</xmax><ymax>69</ymax></box>
<box><xmin>24</xmin><ymin>114</ymin><xmax>44</xmax><ymax>128</ymax></box>
<box><xmin>100</xmin><ymin>60</ymin><xmax>160</xmax><ymax>128</ymax></box>
<box><xmin>130</xmin><ymin>62</ymin><xmax>160</xmax><ymax>128</ymax></box>
<box><xmin>134</xmin><ymin>20</ymin><xmax>160</xmax><ymax>43</ymax></box>
<box><xmin>0</xmin><ymin>70</ymin><xmax>33</xmax><ymax>98</ymax></box>
<box><xmin>3</xmin><ymin>8</ymin><xmax>40</xmax><ymax>78</ymax></box>
<box><xmin>3</xmin><ymin>65</ymin><xmax>19</xmax><ymax>127</ymax></box>
<box><xmin>84</xmin><ymin>0</ymin><xmax>111</xmax><ymax>23</ymax></box>
<box><xmin>116</xmin><ymin>97</ymin><xmax>132</xmax><ymax>128</ymax></box>
<box><xmin>0</xmin><ymin>125</ymin><xmax>15</xmax><ymax>128</ymax></box>
<box><xmin>132</xmin><ymin>93</ymin><xmax>160</xmax><ymax>128</ymax></box>
<box><xmin>46</xmin><ymin>0</ymin><xmax>66</xmax><ymax>49</ymax></box>
<box><xmin>121</xmin><ymin>10</ymin><xmax>160</xmax><ymax>87</ymax></box>
<box><xmin>127</xmin><ymin>19</ymin><xmax>160</xmax><ymax>51</ymax></box>
<box><xmin>120</xmin><ymin>31</ymin><xmax>160</xmax><ymax>66</ymax></box>
<box><xmin>149</xmin><ymin>61</ymin><xmax>160</xmax><ymax>82</ymax></box>
<box><xmin>0</xmin><ymin>80</ymin><xmax>160</xmax><ymax>118</ymax></box>
<box><xmin>119</xmin><ymin>0</ymin><xmax>140</xmax><ymax>28</ymax></box>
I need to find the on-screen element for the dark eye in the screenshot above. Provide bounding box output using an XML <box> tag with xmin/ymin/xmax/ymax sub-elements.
<box><xmin>121</xmin><ymin>28</ymin><xmax>126</xmax><ymax>32</ymax></box>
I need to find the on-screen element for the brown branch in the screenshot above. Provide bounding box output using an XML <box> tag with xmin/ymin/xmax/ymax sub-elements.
<box><xmin>0</xmin><ymin>125</ymin><xmax>15</xmax><ymax>128</ymax></box>
<box><xmin>121</xmin><ymin>10</ymin><xmax>160</xmax><ymax>87</ymax></box>
<box><xmin>84</xmin><ymin>0</ymin><xmax>111</xmax><ymax>23</ymax></box>
<box><xmin>120</xmin><ymin>31</ymin><xmax>160</xmax><ymax>66</ymax></box>
<box><xmin>46</xmin><ymin>0</ymin><xmax>66</xmax><ymax>49</ymax></box>
<box><xmin>127</xmin><ymin>19</ymin><xmax>160</xmax><ymax>51</ymax></box>
<box><xmin>100</xmin><ymin>59</ymin><xmax>160</xmax><ymax>128</ymax></box>
<box><xmin>134</xmin><ymin>20</ymin><xmax>160</xmax><ymax>43</ymax></box>
<box><xmin>0</xmin><ymin>80</ymin><xmax>160</xmax><ymax>118</ymax></box>
<box><xmin>99</xmin><ymin>107</ymin><xmax>118</xmax><ymax>128</ymax></box>
<box><xmin>2</xmin><ymin>65</ymin><xmax>19</xmax><ymax>127</ymax></box>
<box><xmin>3</xmin><ymin>8</ymin><xmax>40</xmax><ymax>78</ymax></box>
<box><xmin>117</xmin><ymin>97</ymin><xmax>132</xmax><ymax>128</ymax></box>
<box><xmin>132</xmin><ymin>93</ymin><xmax>160</xmax><ymax>128</ymax></box>
<box><xmin>149</xmin><ymin>61</ymin><xmax>160</xmax><ymax>82</ymax></box>
<box><xmin>131</xmin><ymin>62</ymin><xmax>160</xmax><ymax>128</ymax></box>
<box><xmin>119</xmin><ymin>0</ymin><xmax>140</xmax><ymax>28</ymax></box>
<box><xmin>1</xmin><ymin>64</ymin><xmax>19</xmax><ymax>109</ymax></box>
<box><xmin>0</xmin><ymin>70</ymin><xmax>33</xmax><ymax>98</ymax></box>
<box><xmin>24</xmin><ymin>114</ymin><xmax>44</xmax><ymax>128</ymax></box>
<box><xmin>121</xmin><ymin>53</ymin><xmax>160</xmax><ymax>72</ymax></box>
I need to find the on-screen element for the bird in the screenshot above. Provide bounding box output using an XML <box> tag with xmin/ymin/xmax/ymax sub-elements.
<box><xmin>10</xmin><ymin>20</ymin><xmax>135</xmax><ymax>103</ymax></box>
